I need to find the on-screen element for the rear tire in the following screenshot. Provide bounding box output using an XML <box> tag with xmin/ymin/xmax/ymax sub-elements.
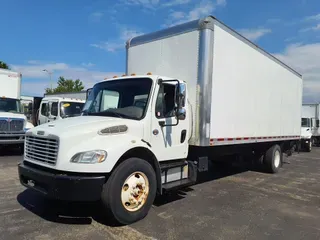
<box><xmin>264</xmin><ymin>144</ymin><xmax>282</xmax><ymax>173</ymax></box>
<box><xmin>100</xmin><ymin>157</ymin><xmax>157</xmax><ymax>225</ymax></box>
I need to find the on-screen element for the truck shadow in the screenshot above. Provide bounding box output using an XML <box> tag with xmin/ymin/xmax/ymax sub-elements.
<box><xmin>0</xmin><ymin>146</ymin><xmax>23</xmax><ymax>156</ymax></box>
<box><xmin>16</xmin><ymin>158</ymin><xmax>265</xmax><ymax>226</ymax></box>
<box><xmin>153</xmin><ymin>160</ymin><xmax>250</xmax><ymax>206</ymax></box>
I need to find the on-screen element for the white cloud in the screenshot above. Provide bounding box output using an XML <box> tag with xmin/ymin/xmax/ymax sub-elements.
<box><xmin>304</xmin><ymin>13</ymin><xmax>320</xmax><ymax>21</ymax></box>
<box><xmin>89</xmin><ymin>12</ymin><xmax>104</xmax><ymax>22</ymax></box>
<box><xmin>162</xmin><ymin>0</ymin><xmax>191</xmax><ymax>7</ymax></box>
<box><xmin>238</xmin><ymin>28</ymin><xmax>272</xmax><ymax>41</ymax></box>
<box><xmin>11</xmin><ymin>61</ymin><xmax>122</xmax><ymax>96</ymax></box>
<box><xmin>122</xmin><ymin>0</ymin><xmax>190</xmax><ymax>9</ymax></box>
<box><xmin>91</xmin><ymin>27</ymin><xmax>143</xmax><ymax>52</ymax></box>
<box><xmin>81</xmin><ymin>62</ymin><xmax>95</xmax><ymax>67</ymax></box>
<box><xmin>300</xmin><ymin>23</ymin><xmax>320</xmax><ymax>32</ymax></box>
<box><xmin>273</xmin><ymin>42</ymin><xmax>320</xmax><ymax>103</ymax></box>
<box><xmin>90</xmin><ymin>42</ymin><xmax>124</xmax><ymax>52</ymax></box>
<box><xmin>164</xmin><ymin>0</ymin><xmax>226</xmax><ymax>27</ymax></box>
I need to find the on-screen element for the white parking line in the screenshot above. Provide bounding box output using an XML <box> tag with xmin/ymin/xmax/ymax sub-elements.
<box><xmin>0</xmin><ymin>208</ymin><xmax>24</xmax><ymax>215</ymax></box>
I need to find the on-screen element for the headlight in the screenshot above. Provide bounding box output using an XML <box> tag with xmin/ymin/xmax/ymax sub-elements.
<box><xmin>70</xmin><ymin>150</ymin><xmax>107</xmax><ymax>164</ymax></box>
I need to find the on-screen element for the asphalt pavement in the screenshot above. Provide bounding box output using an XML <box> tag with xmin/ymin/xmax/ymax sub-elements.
<box><xmin>0</xmin><ymin>146</ymin><xmax>319</xmax><ymax>240</ymax></box>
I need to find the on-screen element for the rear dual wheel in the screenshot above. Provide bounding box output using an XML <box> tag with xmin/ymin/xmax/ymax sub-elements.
<box><xmin>100</xmin><ymin>157</ymin><xmax>157</xmax><ymax>225</ymax></box>
<box><xmin>264</xmin><ymin>144</ymin><xmax>282</xmax><ymax>173</ymax></box>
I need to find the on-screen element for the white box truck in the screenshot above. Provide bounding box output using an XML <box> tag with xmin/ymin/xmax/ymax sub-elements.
<box><xmin>0</xmin><ymin>69</ymin><xmax>34</xmax><ymax>153</ymax></box>
<box><xmin>37</xmin><ymin>96</ymin><xmax>85</xmax><ymax>125</ymax></box>
<box><xmin>301</xmin><ymin>103</ymin><xmax>320</xmax><ymax>149</ymax></box>
<box><xmin>18</xmin><ymin>16</ymin><xmax>303</xmax><ymax>224</ymax></box>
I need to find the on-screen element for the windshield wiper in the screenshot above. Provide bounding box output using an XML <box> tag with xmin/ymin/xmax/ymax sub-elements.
<box><xmin>102</xmin><ymin>111</ymin><xmax>124</xmax><ymax>119</ymax></box>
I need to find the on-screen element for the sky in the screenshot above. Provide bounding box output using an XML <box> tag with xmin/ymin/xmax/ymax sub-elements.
<box><xmin>1</xmin><ymin>0</ymin><xmax>320</xmax><ymax>103</ymax></box>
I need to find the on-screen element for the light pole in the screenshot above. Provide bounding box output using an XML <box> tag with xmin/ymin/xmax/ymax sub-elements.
<box><xmin>42</xmin><ymin>69</ymin><xmax>53</xmax><ymax>91</ymax></box>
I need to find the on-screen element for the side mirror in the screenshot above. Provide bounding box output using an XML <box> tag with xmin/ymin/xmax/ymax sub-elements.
<box><xmin>175</xmin><ymin>82</ymin><xmax>186</xmax><ymax>120</ymax></box>
<box><xmin>175</xmin><ymin>82</ymin><xmax>186</xmax><ymax>109</ymax></box>
<box><xmin>86</xmin><ymin>88</ymin><xmax>93</xmax><ymax>100</ymax></box>
<box><xmin>177</xmin><ymin>108</ymin><xmax>186</xmax><ymax>120</ymax></box>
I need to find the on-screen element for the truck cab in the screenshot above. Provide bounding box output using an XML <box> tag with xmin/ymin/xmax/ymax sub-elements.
<box><xmin>18</xmin><ymin>74</ymin><xmax>188</xmax><ymax>224</ymax></box>
<box><xmin>0</xmin><ymin>69</ymin><xmax>34</xmax><ymax>152</ymax></box>
<box><xmin>300</xmin><ymin>117</ymin><xmax>312</xmax><ymax>151</ymax></box>
<box><xmin>38</xmin><ymin>97</ymin><xmax>85</xmax><ymax>125</ymax></box>
<box><xmin>0</xmin><ymin>96</ymin><xmax>34</xmax><ymax>150</ymax></box>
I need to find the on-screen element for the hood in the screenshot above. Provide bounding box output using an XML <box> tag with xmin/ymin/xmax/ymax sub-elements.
<box><xmin>0</xmin><ymin>112</ymin><xmax>26</xmax><ymax>120</ymax></box>
<box><xmin>29</xmin><ymin>115</ymin><xmax>144</xmax><ymax>138</ymax></box>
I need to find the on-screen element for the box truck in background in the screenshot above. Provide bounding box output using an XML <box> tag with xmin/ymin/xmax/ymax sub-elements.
<box><xmin>0</xmin><ymin>69</ymin><xmax>34</xmax><ymax>153</ymax></box>
<box><xmin>37</xmin><ymin>96</ymin><xmax>85</xmax><ymax>125</ymax></box>
<box><xmin>301</xmin><ymin>103</ymin><xmax>320</xmax><ymax>149</ymax></box>
<box><xmin>18</xmin><ymin>16</ymin><xmax>302</xmax><ymax>224</ymax></box>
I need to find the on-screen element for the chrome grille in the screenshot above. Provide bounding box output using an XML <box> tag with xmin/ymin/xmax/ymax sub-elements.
<box><xmin>25</xmin><ymin>136</ymin><xmax>59</xmax><ymax>165</ymax></box>
<box><xmin>0</xmin><ymin>120</ymin><xmax>9</xmax><ymax>131</ymax></box>
<box><xmin>0</xmin><ymin>119</ymin><xmax>24</xmax><ymax>132</ymax></box>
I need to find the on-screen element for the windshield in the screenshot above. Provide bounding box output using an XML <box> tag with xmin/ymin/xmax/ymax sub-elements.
<box><xmin>0</xmin><ymin>97</ymin><xmax>22</xmax><ymax>113</ymax></box>
<box><xmin>82</xmin><ymin>78</ymin><xmax>152</xmax><ymax>120</ymax></box>
<box><xmin>301</xmin><ymin>118</ymin><xmax>310</xmax><ymax>127</ymax></box>
<box><xmin>60</xmin><ymin>101</ymin><xmax>84</xmax><ymax>118</ymax></box>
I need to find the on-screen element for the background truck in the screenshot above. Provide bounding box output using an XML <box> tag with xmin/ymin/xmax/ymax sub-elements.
<box><xmin>18</xmin><ymin>16</ymin><xmax>302</xmax><ymax>225</ymax></box>
<box><xmin>37</xmin><ymin>96</ymin><xmax>85</xmax><ymax>125</ymax></box>
<box><xmin>44</xmin><ymin>91</ymin><xmax>87</xmax><ymax>101</ymax></box>
<box><xmin>0</xmin><ymin>69</ymin><xmax>34</xmax><ymax>153</ymax></box>
<box><xmin>21</xmin><ymin>95</ymin><xmax>43</xmax><ymax>126</ymax></box>
<box><xmin>301</xmin><ymin>103</ymin><xmax>320</xmax><ymax>149</ymax></box>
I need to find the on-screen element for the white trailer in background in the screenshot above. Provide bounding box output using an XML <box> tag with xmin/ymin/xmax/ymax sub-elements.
<box><xmin>301</xmin><ymin>103</ymin><xmax>320</xmax><ymax>149</ymax></box>
<box><xmin>18</xmin><ymin>16</ymin><xmax>302</xmax><ymax>225</ymax></box>
<box><xmin>0</xmin><ymin>69</ymin><xmax>34</xmax><ymax>152</ymax></box>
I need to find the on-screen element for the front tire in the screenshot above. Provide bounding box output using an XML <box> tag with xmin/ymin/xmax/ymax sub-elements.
<box><xmin>264</xmin><ymin>144</ymin><xmax>282</xmax><ymax>173</ymax></box>
<box><xmin>306</xmin><ymin>140</ymin><xmax>312</xmax><ymax>152</ymax></box>
<box><xmin>101</xmin><ymin>158</ymin><xmax>157</xmax><ymax>225</ymax></box>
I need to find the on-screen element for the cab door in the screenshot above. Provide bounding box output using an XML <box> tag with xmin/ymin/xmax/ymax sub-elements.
<box><xmin>38</xmin><ymin>101</ymin><xmax>49</xmax><ymax>125</ymax></box>
<box><xmin>48</xmin><ymin>101</ymin><xmax>58</xmax><ymax>122</ymax></box>
<box><xmin>149</xmin><ymin>81</ymin><xmax>189</xmax><ymax>161</ymax></box>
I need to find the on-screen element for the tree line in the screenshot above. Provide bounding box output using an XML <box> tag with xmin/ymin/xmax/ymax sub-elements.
<box><xmin>1</xmin><ymin>60</ymin><xmax>84</xmax><ymax>94</ymax></box>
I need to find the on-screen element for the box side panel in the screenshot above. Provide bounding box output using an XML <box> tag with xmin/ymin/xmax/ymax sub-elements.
<box><xmin>0</xmin><ymin>71</ymin><xmax>21</xmax><ymax>99</ymax></box>
<box><xmin>302</xmin><ymin>105</ymin><xmax>317</xmax><ymax>118</ymax></box>
<box><xmin>127</xmin><ymin>31</ymin><xmax>200</xmax><ymax>143</ymax></box>
<box><xmin>210</xmin><ymin>24</ymin><xmax>302</xmax><ymax>143</ymax></box>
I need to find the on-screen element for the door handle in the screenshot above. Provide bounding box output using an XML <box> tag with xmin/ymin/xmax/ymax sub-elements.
<box><xmin>180</xmin><ymin>130</ymin><xmax>187</xmax><ymax>143</ymax></box>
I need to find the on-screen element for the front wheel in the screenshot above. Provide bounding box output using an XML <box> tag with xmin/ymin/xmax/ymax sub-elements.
<box><xmin>306</xmin><ymin>140</ymin><xmax>312</xmax><ymax>152</ymax></box>
<box><xmin>100</xmin><ymin>158</ymin><xmax>157</xmax><ymax>225</ymax></box>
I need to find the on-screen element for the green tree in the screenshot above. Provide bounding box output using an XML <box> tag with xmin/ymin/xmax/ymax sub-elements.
<box><xmin>0</xmin><ymin>61</ymin><xmax>10</xmax><ymax>70</ymax></box>
<box><xmin>45</xmin><ymin>76</ymin><xmax>84</xmax><ymax>94</ymax></box>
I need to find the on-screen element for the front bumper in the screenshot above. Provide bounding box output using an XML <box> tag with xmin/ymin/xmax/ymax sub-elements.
<box><xmin>0</xmin><ymin>133</ymin><xmax>25</xmax><ymax>144</ymax></box>
<box><xmin>18</xmin><ymin>161</ymin><xmax>106</xmax><ymax>201</ymax></box>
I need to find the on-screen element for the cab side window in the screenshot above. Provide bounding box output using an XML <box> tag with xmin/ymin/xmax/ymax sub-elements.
<box><xmin>41</xmin><ymin>103</ymin><xmax>48</xmax><ymax>116</ymax></box>
<box><xmin>155</xmin><ymin>84</ymin><xmax>176</xmax><ymax>118</ymax></box>
<box><xmin>51</xmin><ymin>102</ymin><xmax>58</xmax><ymax>116</ymax></box>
